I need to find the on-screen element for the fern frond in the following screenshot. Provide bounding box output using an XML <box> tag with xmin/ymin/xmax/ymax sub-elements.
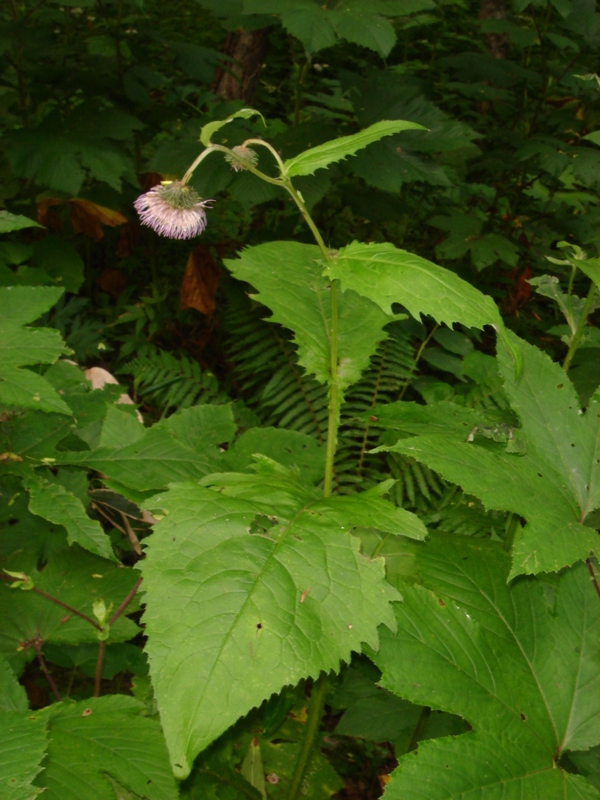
<box><xmin>119</xmin><ymin>350</ymin><xmax>224</xmax><ymax>410</ymax></box>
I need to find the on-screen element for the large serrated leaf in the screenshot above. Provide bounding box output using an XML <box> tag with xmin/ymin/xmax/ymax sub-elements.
<box><xmin>224</xmin><ymin>241</ymin><xmax>392</xmax><ymax>397</ymax></box>
<box><xmin>326</xmin><ymin>241</ymin><xmax>504</xmax><ymax>331</ymax></box>
<box><xmin>141</xmin><ymin>480</ymin><xmax>399</xmax><ymax>778</ymax></box>
<box><xmin>372</xmin><ymin>536</ymin><xmax>600</xmax><ymax>799</ymax></box>
<box><xmin>0</xmin><ymin>711</ymin><xmax>47</xmax><ymax>800</ymax></box>
<box><xmin>34</xmin><ymin>697</ymin><xmax>178</xmax><ymax>800</ymax></box>
<box><xmin>379</xmin><ymin>331</ymin><xmax>600</xmax><ymax>577</ymax></box>
<box><xmin>283</xmin><ymin>120</ymin><xmax>424</xmax><ymax>178</ymax></box>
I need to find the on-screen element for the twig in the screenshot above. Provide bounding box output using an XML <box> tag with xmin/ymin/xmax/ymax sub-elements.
<box><xmin>121</xmin><ymin>512</ymin><xmax>143</xmax><ymax>556</ymax></box>
<box><xmin>0</xmin><ymin>573</ymin><xmax>101</xmax><ymax>630</ymax></box>
<box><xmin>586</xmin><ymin>558</ymin><xmax>600</xmax><ymax>601</ymax></box>
<box><xmin>33</xmin><ymin>638</ymin><xmax>62</xmax><ymax>702</ymax></box>
<box><xmin>109</xmin><ymin>575</ymin><xmax>143</xmax><ymax>625</ymax></box>
<box><xmin>94</xmin><ymin>640</ymin><xmax>106</xmax><ymax>698</ymax></box>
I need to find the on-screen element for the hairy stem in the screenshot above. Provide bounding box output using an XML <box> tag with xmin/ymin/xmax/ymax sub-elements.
<box><xmin>287</xmin><ymin>674</ymin><xmax>328</xmax><ymax>800</ymax></box>
<box><xmin>563</xmin><ymin>281</ymin><xmax>597</xmax><ymax>372</ymax></box>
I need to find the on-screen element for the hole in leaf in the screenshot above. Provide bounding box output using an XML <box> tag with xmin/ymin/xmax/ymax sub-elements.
<box><xmin>520</xmin><ymin>713</ymin><xmax>527</xmax><ymax>721</ymax></box>
<box><xmin>256</xmin><ymin>623</ymin><xmax>263</xmax><ymax>630</ymax></box>
<box><xmin>557</xmin><ymin>384</ymin><xmax>564</xmax><ymax>389</ymax></box>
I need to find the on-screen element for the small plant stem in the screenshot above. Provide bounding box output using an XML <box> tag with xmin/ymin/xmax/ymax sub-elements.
<box><xmin>563</xmin><ymin>281</ymin><xmax>597</xmax><ymax>372</ymax></box>
<box><xmin>0</xmin><ymin>574</ymin><xmax>102</xmax><ymax>631</ymax></box>
<box><xmin>109</xmin><ymin>575</ymin><xmax>143</xmax><ymax>625</ymax></box>
<box><xmin>406</xmin><ymin>706</ymin><xmax>431</xmax><ymax>753</ymax></box>
<box><xmin>397</xmin><ymin>323</ymin><xmax>440</xmax><ymax>401</ymax></box>
<box><xmin>182</xmin><ymin>144</ymin><xmax>285</xmax><ymax>188</ymax></box>
<box><xmin>323</xmin><ymin>280</ymin><xmax>340</xmax><ymax>499</ymax></box>
<box><xmin>287</xmin><ymin>674</ymin><xmax>328</xmax><ymax>800</ymax></box>
<box><xmin>94</xmin><ymin>640</ymin><xmax>106</xmax><ymax>698</ymax></box>
<box><xmin>586</xmin><ymin>559</ymin><xmax>600</xmax><ymax>602</ymax></box>
<box><xmin>283</xmin><ymin>179</ymin><xmax>330</xmax><ymax>261</ymax></box>
<box><xmin>33</xmin><ymin>639</ymin><xmax>62</xmax><ymax>702</ymax></box>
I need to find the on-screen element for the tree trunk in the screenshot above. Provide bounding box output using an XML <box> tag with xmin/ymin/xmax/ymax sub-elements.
<box><xmin>213</xmin><ymin>27</ymin><xmax>271</xmax><ymax>105</ymax></box>
<box><xmin>479</xmin><ymin>0</ymin><xmax>509</xmax><ymax>59</ymax></box>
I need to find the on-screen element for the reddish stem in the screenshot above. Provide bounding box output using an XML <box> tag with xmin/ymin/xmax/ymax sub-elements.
<box><xmin>109</xmin><ymin>575</ymin><xmax>143</xmax><ymax>625</ymax></box>
<box><xmin>94</xmin><ymin>640</ymin><xmax>106</xmax><ymax>698</ymax></box>
<box><xmin>0</xmin><ymin>574</ymin><xmax>101</xmax><ymax>630</ymax></box>
<box><xmin>33</xmin><ymin>638</ymin><xmax>62</xmax><ymax>702</ymax></box>
<box><xmin>586</xmin><ymin>558</ymin><xmax>600</xmax><ymax>602</ymax></box>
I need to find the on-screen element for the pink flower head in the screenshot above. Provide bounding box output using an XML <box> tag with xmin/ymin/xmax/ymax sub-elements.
<box><xmin>134</xmin><ymin>181</ymin><xmax>214</xmax><ymax>239</ymax></box>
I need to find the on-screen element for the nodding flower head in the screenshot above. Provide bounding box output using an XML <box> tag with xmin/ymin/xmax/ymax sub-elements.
<box><xmin>225</xmin><ymin>144</ymin><xmax>259</xmax><ymax>172</ymax></box>
<box><xmin>134</xmin><ymin>181</ymin><xmax>213</xmax><ymax>239</ymax></box>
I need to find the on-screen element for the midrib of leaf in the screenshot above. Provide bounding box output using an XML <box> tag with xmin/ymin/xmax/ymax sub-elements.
<box><xmin>185</xmin><ymin>497</ymin><xmax>318</xmax><ymax>750</ymax></box>
<box><xmin>559</xmin><ymin>590</ymin><xmax>589</xmax><ymax>753</ymax></box>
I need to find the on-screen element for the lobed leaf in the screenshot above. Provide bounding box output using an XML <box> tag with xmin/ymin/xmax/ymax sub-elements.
<box><xmin>373</xmin><ymin>536</ymin><xmax>600</xmax><ymax>799</ymax></box>
<box><xmin>224</xmin><ymin>241</ymin><xmax>393</xmax><ymax>397</ymax></box>
<box><xmin>326</xmin><ymin>241</ymin><xmax>504</xmax><ymax>331</ymax></box>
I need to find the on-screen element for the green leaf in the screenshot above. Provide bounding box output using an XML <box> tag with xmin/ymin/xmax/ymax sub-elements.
<box><xmin>245</xmin><ymin>0</ymin><xmax>338</xmax><ymax>52</ymax></box>
<box><xmin>372</xmin><ymin>536</ymin><xmax>600</xmax><ymax>799</ymax></box>
<box><xmin>141</xmin><ymin>480</ymin><xmax>399</xmax><ymax>778</ymax></box>
<box><xmin>223</xmin><ymin>427</ymin><xmax>325</xmax><ymax>484</ymax></box>
<box><xmin>326</xmin><ymin>241</ymin><xmax>504</xmax><ymax>332</ymax></box>
<box><xmin>0</xmin><ymin>544</ymin><xmax>140</xmax><ymax>670</ymax></box>
<box><xmin>0</xmin><ymin>287</ymin><xmax>70</xmax><ymax>415</ymax></box>
<box><xmin>6</xmin><ymin>105</ymin><xmax>142</xmax><ymax>195</ymax></box>
<box><xmin>57</xmin><ymin>424</ymin><xmax>219</xmax><ymax>492</ymax></box>
<box><xmin>332</xmin><ymin>8</ymin><xmax>396</xmax><ymax>57</ymax></box>
<box><xmin>0</xmin><ymin>653</ymin><xmax>28</xmax><ymax>712</ymax></box>
<box><xmin>224</xmin><ymin>241</ymin><xmax>393</xmax><ymax>397</ymax></box>
<box><xmin>0</xmin><ymin>368</ymin><xmax>72</xmax><ymax>415</ymax></box>
<box><xmin>283</xmin><ymin>120</ymin><xmax>425</xmax><ymax>178</ymax></box>
<box><xmin>35</xmin><ymin>696</ymin><xmax>178</xmax><ymax>800</ymax></box>
<box><xmin>374</xmin><ymin>328</ymin><xmax>600</xmax><ymax>577</ymax></box>
<box><xmin>0</xmin><ymin>711</ymin><xmax>47</xmax><ymax>800</ymax></box>
<box><xmin>0</xmin><ymin>211</ymin><xmax>43</xmax><ymax>234</ymax></box>
<box><xmin>584</xmin><ymin>131</ymin><xmax>600</xmax><ymax>147</ymax></box>
<box><xmin>307</xmin><ymin>488</ymin><xmax>427</xmax><ymax>540</ymax></box>
<box><xmin>240</xmin><ymin>738</ymin><xmax>266</xmax><ymax>799</ymax></box>
<box><xmin>24</xmin><ymin>474</ymin><xmax>114</xmax><ymax>561</ymax></box>
<box><xmin>200</xmin><ymin>108</ymin><xmax>265</xmax><ymax>147</ymax></box>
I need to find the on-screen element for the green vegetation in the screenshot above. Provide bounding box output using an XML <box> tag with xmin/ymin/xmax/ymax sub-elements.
<box><xmin>1</xmin><ymin>1</ymin><xmax>600</xmax><ymax>797</ymax></box>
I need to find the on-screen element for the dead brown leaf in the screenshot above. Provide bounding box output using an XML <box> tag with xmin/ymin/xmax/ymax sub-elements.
<box><xmin>180</xmin><ymin>246</ymin><xmax>221</xmax><ymax>317</ymax></box>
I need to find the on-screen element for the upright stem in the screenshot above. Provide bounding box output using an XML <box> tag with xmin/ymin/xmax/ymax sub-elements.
<box><xmin>563</xmin><ymin>281</ymin><xmax>597</xmax><ymax>372</ymax></box>
<box><xmin>287</xmin><ymin>674</ymin><xmax>328</xmax><ymax>800</ymax></box>
<box><xmin>323</xmin><ymin>281</ymin><xmax>339</xmax><ymax>498</ymax></box>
